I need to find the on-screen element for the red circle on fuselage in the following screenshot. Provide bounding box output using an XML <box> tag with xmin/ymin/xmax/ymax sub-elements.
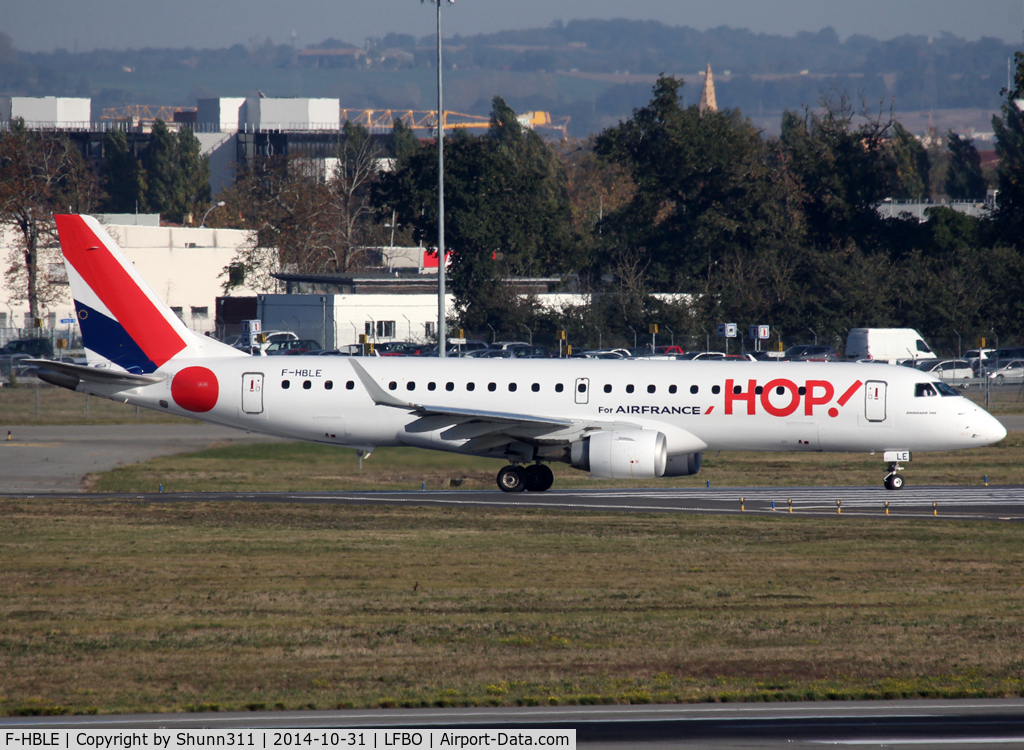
<box><xmin>171</xmin><ymin>366</ymin><xmax>219</xmax><ymax>412</ymax></box>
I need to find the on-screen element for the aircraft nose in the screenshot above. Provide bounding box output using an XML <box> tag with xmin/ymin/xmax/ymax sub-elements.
<box><xmin>971</xmin><ymin>410</ymin><xmax>1007</xmax><ymax>445</ymax></box>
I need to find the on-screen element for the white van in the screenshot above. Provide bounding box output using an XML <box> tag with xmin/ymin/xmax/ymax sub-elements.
<box><xmin>845</xmin><ymin>328</ymin><xmax>934</xmax><ymax>364</ymax></box>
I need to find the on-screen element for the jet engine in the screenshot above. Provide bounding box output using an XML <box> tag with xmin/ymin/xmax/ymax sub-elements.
<box><xmin>570</xmin><ymin>430</ymin><xmax>668</xmax><ymax>479</ymax></box>
<box><xmin>663</xmin><ymin>451</ymin><xmax>702</xmax><ymax>476</ymax></box>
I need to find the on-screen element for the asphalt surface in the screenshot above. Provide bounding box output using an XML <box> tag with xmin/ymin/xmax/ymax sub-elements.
<box><xmin>0</xmin><ymin>415</ymin><xmax>1020</xmax><ymax>495</ymax></box>
<box><xmin>0</xmin><ymin>424</ymin><xmax>283</xmax><ymax>493</ymax></box>
<box><xmin>4</xmin><ymin>699</ymin><xmax>1024</xmax><ymax>749</ymax></box>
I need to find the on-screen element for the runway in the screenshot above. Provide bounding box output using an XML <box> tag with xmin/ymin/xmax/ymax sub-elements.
<box><xmin>9</xmin><ymin>484</ymin><xmax>1024</xmax><ymax>522</ymax></box>
<box><xmin>5</xmin><ymin>699</ymin><xmax>1024</xmax><ymax>748</ymax></box>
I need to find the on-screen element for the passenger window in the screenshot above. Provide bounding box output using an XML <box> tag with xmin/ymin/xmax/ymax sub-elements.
<box><xmin>346</xmin><ymin>381</ymin><xmax>354</xmax><ymax>390</ymax></box>
<box><xmin>282</xmin><ymin>380</ymin><xmax>290</xmax><ymax>389</ymax></box>
<box><xmin>690</xmin><ymin>385</ymin><xmax>698</xmax><ymax>394</ymax></box>
<box><xmin>389</xmin><ymin>381</ymin><xmax>397</xmax><ymax>390</ymax></box>
<box><xmin>555</xmin><ymin>383</ymin><xmax>564</xmax><ymax>393</ymax></box>
<box><xmin>467</xmin><ymin>382</ymin><xmax>475</xmax><ymax>391</ymax></box>
<box><xmin>488</xmin><ymin>382</ymin><xmax>496</xmax><ymax>392</ymax></box>
<box><xmin>577</xmin><ymin>382</ymin><xmax>587</xmax><ymax>393</ymax></box>
<box><xmin>668</xmin><ymin>385</ymin><xmax>677</xmax><ymax>394</ymax></box>
<box><xmin>626</xmin><ymin>384</ymin><xmax>635</xmax><ymax>394</ymax></box>
<box><xmin>915</xmin><ymin>383</ymin><xmax>937</xmax><ymax>397</ymax></box>
<box><xmin>711</xmin><ymin>385</ymin><xmax>720</xmax><ymax>395</ymax></box>
<box><xmin>733</xmin><ymin>385</ymin><xmax>742</xmax><ymax>395</ymax></box>
<box><xmin>755</xmin><ymin>386</ymin><xmax>763</xmax><ymax>395</ymax></box>
<box><xmin>303</xmin><ymin>380</ymin><xmax>311</xmax><ymax>390</ymax></box>
<box><xmin>604</xmin><ymin>384</ymin><xmax>612</xmax><ymax>393</ymax></box>
<box><xmin>508</xmin><ymin>383</ymin><xmax>517</xmax><ymax>392</ymax></box>
<box><xmin>776</xmin><ymin>386</ymin><xmax>785</xmax><ymax>395</ymax></box>
<box><xmin>446</xmin><ymin>382</ymin><xmax>454</xmax><ymax>392</ymax></box>
<box><xmin>407</xmin><ymin>382</ymin><xmax>415</xmax><ymax>391</ymax></box>
<box><xmin>428</xmin><ymin>382</ymin><xmax>436</xmax><ymax>391</ymax></box>
<box><xmin>647</xmin><ymin>385</ymin><xmax>656</xmax><ymax>394</ymax></box>
<box><xmin>325</xmin><ymin>381</ymin><xmax>333</xmax><ymax>390</ymax></box>
<box><xmin>798</xmin><ymin>386</ymin><xmax>806</xmax><ymax>396</ymax></box>
<box><xmin>531</xmin><ymin>383</ymin><xmax>540</xmax><ymax>392</ymax></box>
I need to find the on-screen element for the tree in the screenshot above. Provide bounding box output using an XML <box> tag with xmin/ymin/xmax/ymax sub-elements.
<box><xmin>221</xmin><ymin>124</ymin><xmax>390</xmax><ymax>292</ymax></box>
<box><xmin>101</xmin><ymin>128</ymin><xmax>147</xmax><ymax>213</ymax></box>
<box><xmin>887</xmin><ymin>122</ymin><xmax>930</xmax><ymax>201</ymax></box>
<box><xmin>944</xmin><ymin>132</ymin><xmax>986</xmax><ymax>200</ymax></box>
<box><xmin>0</xmin><ymin>119</ymin><xmax>99</xmax><ymax>322</ymax></box>
<box><xmin>992</xmin><ymin>56</ymin><xmax>1024</xmax><ymax>241</ymax></box>
<box><xmin>374</xmin><ymin>96</ymin><xmax>575</xmax><ymax>332</ymax></box>
<box><xmin>139</xmin><ymin>120</ymin><xmax>210</xmax><ymax>223</ymax></box>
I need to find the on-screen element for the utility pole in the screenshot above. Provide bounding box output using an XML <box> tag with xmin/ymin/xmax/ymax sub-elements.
<box><xmin>425</xmin><ymin>0</ymin><xmax>454</xmax><ymax>357</ymax></box>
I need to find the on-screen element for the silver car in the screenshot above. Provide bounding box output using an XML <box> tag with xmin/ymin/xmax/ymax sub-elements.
<box><xmin>986</xmin><ymin>359</ymin><xmax>1024</xmax><ymax>383</ymax></box>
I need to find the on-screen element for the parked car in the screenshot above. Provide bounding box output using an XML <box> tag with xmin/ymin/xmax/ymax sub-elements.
<box><xmin>914</xmin><ymin>358</ymin><xmax>974</xmax><ymax>381</ymax></box>
<box><xmin>1</xmin><ymin>337</ymin><xmax>54</xmax><ymax>358</ymax></box>
<box><xmin>266</xmin><ymin>339</ymin><xmax>321</xmax><ymax>355</ymax></box>
<box><xmin>653</xmin><ymin>345</ymin><xmax>686</xmax><ymax>355</ymax></box>
<box><xmin>473</xmin><ymin>344</ymin><xmax>552</xmax><ymax>359</ymax></box>
<box><xmin>986</xmin><ymin>359</ymin><xmax>1024</xmax><ymax>383</ymax></box>
<box><xmin>376</xmin><ymin>341</ymin><xmax>432</xmax><ymax>356</ymax></box>
<box><xmin>676</xmin><ymin>351</ymin><xmax>726</xmax><ymax>360</ymax></box>
<box><xmin>785</xmin><ymin>345</ymin><xmax>839</xmax><ymax>361</ymax></box>
<box><xmin>723</xmin><ymin>353</ymin><xmax>757</xmax><ymax>362</ymax></box>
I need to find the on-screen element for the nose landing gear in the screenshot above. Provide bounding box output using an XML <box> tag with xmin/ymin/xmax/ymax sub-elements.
<box><xmin>496</xmin><ymin>463</ymin><xmax>554</xmax><ymax>493</ymax></box>
<box><xmin>882</xmin><ymin>450</ymin><xmax>910</xmax><ymax>490</ymax></box>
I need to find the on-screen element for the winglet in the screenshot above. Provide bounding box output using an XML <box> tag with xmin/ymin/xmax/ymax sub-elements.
<box><xmin>349</xmin><ymin>359</ymin><xmax>419</xmax><ymax>409</ymax></box>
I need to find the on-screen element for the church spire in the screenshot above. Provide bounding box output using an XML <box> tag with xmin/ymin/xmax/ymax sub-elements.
<box><xmin>699</xmin><ymin>62</ymin><xmax>718</xmax><ymax>114</ymax></box>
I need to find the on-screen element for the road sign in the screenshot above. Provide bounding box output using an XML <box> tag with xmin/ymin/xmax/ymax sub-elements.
<box><xmin>717</xmin><ymin>323</ymin><xmax>737</xmax><ymax>338</ymax></box>
<box><xmin>750</xmin><ymin>325</ymin><xmax>769</xmax><ymax>340</ymax></box>
<box><xmin>448</xmin><ymin>337</ymin><xmax>467</xmax><ymax>345</ymax></box>
<box><xmin>59</xmin><ymin>318</ymin><xmax>74</xmax><ymax>325</ymax></box>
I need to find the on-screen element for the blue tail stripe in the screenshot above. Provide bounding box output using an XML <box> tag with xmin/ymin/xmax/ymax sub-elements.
<box><xmin>75</xmin><ymin>301</ymin><xmax>158</xmax><ymax>374</ymax></box>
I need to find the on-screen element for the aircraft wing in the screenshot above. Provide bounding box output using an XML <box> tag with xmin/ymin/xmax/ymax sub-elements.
<box><xmin>348</xmin><ymin>359</ymin><xmax>707</xmax><ymax>454</ymax></box>
<box><xmin>25</xmin><ymin>358</ymin><xmax>166</xmax><ymax>389</ymax></box>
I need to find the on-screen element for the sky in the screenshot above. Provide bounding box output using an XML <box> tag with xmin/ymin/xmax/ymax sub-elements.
<box><xmin>4</xmin><ymin>0</ymin><xmax>1023</xmax><ymax>53</ymax></box>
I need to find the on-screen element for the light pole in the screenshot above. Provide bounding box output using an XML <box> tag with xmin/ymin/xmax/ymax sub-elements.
<box><xmin>425</xmin><ymin>0</ymin><xmax>454</xmax><ymax>357</ymax></box>
<box><xmin>199</xmin><ymin>201</ymin><xmax>225</xmax><ymax>228</ymax></box>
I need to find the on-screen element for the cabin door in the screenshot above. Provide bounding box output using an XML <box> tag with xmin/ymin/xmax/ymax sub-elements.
<box><xmin>242</xmin><ymin>372</ymin><xmax>264</xmax><ymax>414</ymax></box>
<box><xmin>864</xmin><ymin>380</ymin><xmax>887</xmax><ymax>422</ymax></box>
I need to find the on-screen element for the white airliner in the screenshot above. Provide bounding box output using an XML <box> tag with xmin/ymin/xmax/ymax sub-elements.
<box><xmin>31</xmin><ymin>215</ymin><xmax>1007</xmax><ymax>492</ymax></box>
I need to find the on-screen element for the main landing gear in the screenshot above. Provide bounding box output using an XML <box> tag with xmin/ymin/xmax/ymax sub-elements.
<box><xmin>497</xmin><ymin>464</ymin><xmax>554</xmax><ymax>493</ymax></box>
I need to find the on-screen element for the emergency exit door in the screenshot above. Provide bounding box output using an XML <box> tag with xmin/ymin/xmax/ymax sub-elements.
<box><xmin>864</xmin><ymin>380</ymin><xmax>887</xmax><ymax>422</ymax></box>
<box><xmin>574</xmin><ymin>377</ymin><xmax>590</xmax><ymax>404</ymax></box>
<box><xmin>242</xmin><ymin>373</ymin><xmax>264</xmax><ymax>414</ymax></box>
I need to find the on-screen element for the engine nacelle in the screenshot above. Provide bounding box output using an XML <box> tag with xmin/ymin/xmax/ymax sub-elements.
<box><xmin>571</xmin><ymin>430</ymin><xmax>668</xmax><ymax>479</ymax></box>
<box><xmin>663</xmin><ymin>451</ymin><xmax>702</xmax><ymax>476</ymax></box>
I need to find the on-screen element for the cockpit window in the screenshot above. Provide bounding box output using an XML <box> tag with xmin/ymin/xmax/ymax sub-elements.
<box><xmin>915</xmin><ymin>383</ymin><xmax>938</xmax><ymax>397</ymax></box>
<box><xmin>934</xmin><ymin>382</ymin><xmax>959</xmax><ymax>397</ymax></box>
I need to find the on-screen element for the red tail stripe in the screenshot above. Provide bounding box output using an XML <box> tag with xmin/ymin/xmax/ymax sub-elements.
<box><xmin>56</xmin><ymin>215</ymin><xmax>186</xmax><ymax>367</ymax></box>
<box><xmin>837</xmin><ymin>380</ymin><xmax>863</xmax><ymax>407</ymax></box>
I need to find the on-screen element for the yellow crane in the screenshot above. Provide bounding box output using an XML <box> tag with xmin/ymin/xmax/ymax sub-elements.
<box><xmin>340</xmin><ymin>108</ymin><xmax>569</xmax><ymax>137</ymax></box>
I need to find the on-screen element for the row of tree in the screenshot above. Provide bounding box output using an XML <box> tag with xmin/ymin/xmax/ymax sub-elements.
<box><xmin>2</xmin><ymin>57</ymin><xmax>1022</xmax><ymax>350</ymax></box>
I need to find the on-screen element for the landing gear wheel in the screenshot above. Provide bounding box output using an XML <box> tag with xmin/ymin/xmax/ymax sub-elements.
<box><xmin>522</xmin><ymin>464</ymin><xmax>554</xmax><ymax>492</ymax></box>
<box><xmin>883</xmin><ymin>460</ymin><xmax>906</xmax><ymax>491</ymax></box>
<box><xmin>884</xmin><ymin>473</ymin><xmax>905</xmax><ymax>490</ymax></box>
<box><xmin>497</xmin><ymin>465</ymin><xmax>526</xmax><ymax>493</ymax></box>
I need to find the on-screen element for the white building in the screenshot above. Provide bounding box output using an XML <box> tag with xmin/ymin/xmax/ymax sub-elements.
<box><xmin>0</xmin><ymin>96</ymin><xmax>91</xmax><ymax>129</ymax></box>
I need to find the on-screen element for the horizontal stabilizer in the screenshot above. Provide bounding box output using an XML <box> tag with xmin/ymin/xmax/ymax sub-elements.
<box><xmin>25</xmin><ymin>359</ymin><xmax>166</xmax><ymax>390</ymax></box>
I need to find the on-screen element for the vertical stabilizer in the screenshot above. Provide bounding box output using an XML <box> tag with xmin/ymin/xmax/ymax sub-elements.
<box><xmin>55</xmin><ymin>214</ymin><xmax>242</xmax><ymax>372</ymax></box>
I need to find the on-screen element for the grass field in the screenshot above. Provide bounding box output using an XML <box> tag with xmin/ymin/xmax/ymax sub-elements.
<box><xmin>88</xmin><ymin>432</ymin><xmax>1024</xmax><ymax>493</ymax></box>
<box><xmin>2</xmin><ymin>499</ymin><xmax>1024</xmax><ymax>717</ymax></box>
<box><xmin>0</xmin><ymin>384</ymin><xmax>199</xmax><ymax>426</ymax></box>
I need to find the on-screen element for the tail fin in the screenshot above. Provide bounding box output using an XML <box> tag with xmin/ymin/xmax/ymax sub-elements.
<box><xmin>55</xmin><ymin>214</ymin><xmax>242</xmax><ymax>372</ymax></box>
